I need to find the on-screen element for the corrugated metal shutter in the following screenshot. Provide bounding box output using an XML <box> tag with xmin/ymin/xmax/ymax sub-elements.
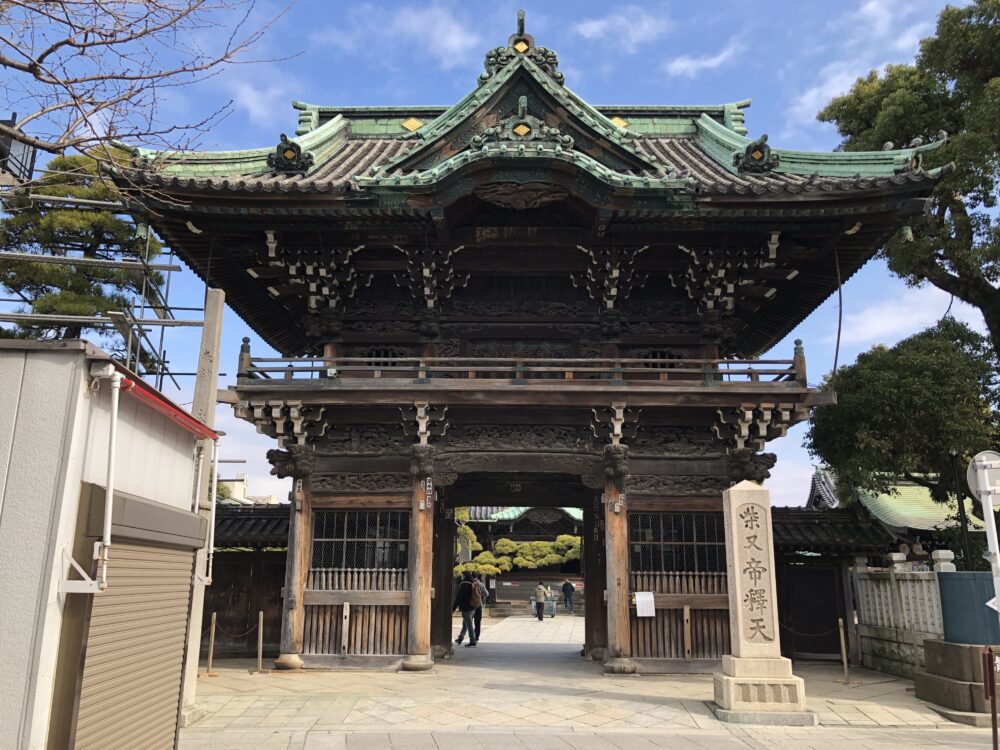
<box><xmin>72</xmin><ymin>541</ymin><xmax>195</xmax><ymax>750</ymax></box>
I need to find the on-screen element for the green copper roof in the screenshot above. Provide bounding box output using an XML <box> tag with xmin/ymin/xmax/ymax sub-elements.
<box><xmin>487</xmin><ymin>507</ymin><xmax>584</xmax><ymax>523</ymax></box>
<box><xmin>859</xmin><ymin>483</ymin><xmax>984</xmax><ymax>532</ymax></box>
<box><xmin>126</xmin><ymin>10</ymin><xmax>950</xmax><ymax>192</ymax></box>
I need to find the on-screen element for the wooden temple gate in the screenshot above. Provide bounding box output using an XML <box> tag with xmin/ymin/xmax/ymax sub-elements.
<box><xmin>126</xmin><ymin>11</ymin><xmax>944</xmax><ymax>673</ymax></box>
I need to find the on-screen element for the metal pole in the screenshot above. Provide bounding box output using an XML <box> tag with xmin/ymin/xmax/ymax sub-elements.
<box><xmin>838</xmin><ymin>617</ymin><xmax>849</xmax><ymax>684</ymax></box>
<box><xmin>952</xmin><ymin>451</ymin><xmax>974</xmax><ymax>568</ymax></box>
<box><xmin>975</xmin><ymin>458</ymin><xmax>1000</xmax><ymax>631</ymax></box>
<box><xmin>207</xmin><ymin>611</ymin><xmax>217</xmax><ymax>676</ymax></box>
<box><xmin>257</xmin><ymin>611</ymin><xmax>264</xmax><ymax>674</ymax></box>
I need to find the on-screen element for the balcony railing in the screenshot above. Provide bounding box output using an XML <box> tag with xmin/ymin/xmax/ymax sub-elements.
<box><xmin>238</xmin><ymin>345</ymin><xmax>808</xmax><ymax>388</ymax></box>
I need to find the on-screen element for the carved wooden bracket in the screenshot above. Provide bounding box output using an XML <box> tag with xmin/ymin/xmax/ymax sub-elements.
<box><xmin>591</xmin><ymin>402</ymin><xmax>640</xmax><ymax>447</ymax></box>
<box><xmin>394</xmin><ymin>245</ymin><xmax>468</xmax><ymax>310</ymax></box>
<box><xmin>400</xmin><ymin>402</ymin><xmax>449</xmax><ymax>446</ymax></box>
<box><xmin>571</xmin><ymin>245</ymin><xmax>649</xmax><ymax>310</ymax></box>
<box><xmin>714</xmin><ymin>402</ymin><xmax>808</xmax><ymax>453</ymax></box>
<box><xmin>235</xmin><ymin>399</ymin><xmax>331</xmax><ymax>448</ymax></box>
<box><xmin>251</xmin><ymin>235</ymin><xmax>369</xmax><ymax>312</ymax></box>
<box><xmin>727</xmin><ymin>448</ymin><xmax>778</xmax><ymax>483</ymax></box>
<box><xmin>266</xmin><ymin>444</ymin><xmax>315</xmax><ymax>479</ymax></box>
<box><xmin>668</xmin><ymin>234</ymin><xmax>796</xmax><ymax>327</ymax></box>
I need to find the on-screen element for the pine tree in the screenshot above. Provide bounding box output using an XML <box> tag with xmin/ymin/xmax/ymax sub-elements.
<box><xmin>0</xmin><ymin>153</ymin><xmax>162</xmax><ymax>348</ymax></box>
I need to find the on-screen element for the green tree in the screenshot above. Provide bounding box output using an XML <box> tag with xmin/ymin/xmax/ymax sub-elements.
<box><xmin>0</xmin><ymin>154</ymin><xmax>161</xmax><ymax>347</ymax></box>
<box><xmin>817</xmin><ymin>0</ymin><xmax>1000</xmax><ymax>353</ymax></box>
<box><xmin>805</xmin><ymin>319</ymin><xmax>998</xmax><ymax>503</ymax></box>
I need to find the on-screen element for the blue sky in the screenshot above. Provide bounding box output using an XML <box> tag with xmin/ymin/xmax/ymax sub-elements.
<box><xmin>92</xmin><ymin>0</ymin><xmax>984</xmax><ymax>504</ymax></box>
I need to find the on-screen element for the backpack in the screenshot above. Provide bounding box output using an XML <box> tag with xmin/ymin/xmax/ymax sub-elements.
<box><xmin>469</xmin><ymin>580</ymin><xmax>482</xmax><ymax>608</ymax></box>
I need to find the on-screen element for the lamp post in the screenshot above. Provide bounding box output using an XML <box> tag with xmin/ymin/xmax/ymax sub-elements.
<box><xmin>951</xmin><ymin>450</ymin><xmax>975</xmax><ymax>569</ymax></box>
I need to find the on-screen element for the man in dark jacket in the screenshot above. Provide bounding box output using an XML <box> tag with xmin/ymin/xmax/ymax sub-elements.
<box><xmin>561</xmin><ymin>580</ymin><xmax>575</xmax><ymax>613</ymax></box>
<box><xmin>452</xmin><ymin>571</ymin><xmax>478</xmax><ymax>647</ymax></box>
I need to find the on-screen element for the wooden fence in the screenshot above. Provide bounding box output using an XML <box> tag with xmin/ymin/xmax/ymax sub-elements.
<box><xmin>853</xmin><ymin>570</ymin><xmax>943</xmax><ymax>677</ymax></box>
<box><xmin>629</xmin><ymin>571</ymin><xmax>730</xmax><ymax>661</ymax></box>
<box><xmin>302</xmin><ymin>566</ymin><xmax>410</xmax><ymax>657</ymax></box>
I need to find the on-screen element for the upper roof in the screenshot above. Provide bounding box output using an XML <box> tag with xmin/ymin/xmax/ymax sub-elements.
<box><xmin>129</xmin><ymin>10</ymin><xmax>947</xmax><ymax>199</ymax></box>
<box><xmin>468</xmin><ymin>506</ymin><xmax>584</xmax><ymax>523</ymax></box>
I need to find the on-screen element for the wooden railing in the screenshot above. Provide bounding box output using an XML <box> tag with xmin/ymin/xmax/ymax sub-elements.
<box><xmin>307</xmin><ymin>567</ymin><xmax>409</xmax><ymax>591</ymax></box>
<box><xmin>238</xmin><ymin>354</ymin><xmax>805</xmax><ymax>386</ymax></box>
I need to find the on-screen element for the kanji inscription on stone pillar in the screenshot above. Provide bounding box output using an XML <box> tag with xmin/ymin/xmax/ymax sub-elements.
<box><xmin>712</xmin><ymin>480</ymin><xmax>813</xmax><ymax>724</ymax></box>
<box><xmin>729</xmin><ymin>499</ymin><xmax>779</xmax><ymax>657</ymax></box>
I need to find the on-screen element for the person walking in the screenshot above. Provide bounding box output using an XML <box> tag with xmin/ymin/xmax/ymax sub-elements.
<box><xmin>533</xmin><ymin>581</ymin><xmax>551</xmax><ymax>621</ymax></box>
<box><xmin>561</xmin><ymin>579</ymin><xmax>575</xmax><ymax>613</ymax></box>
<box><xmin>473</xmin><ymin>573</ymin><xmax>489</xmax><ymax>642</ymax></box>
<box><xmin>453</xmin><ymin>571</ymin><xmax>481</xmax><ymax>647</ymax></box>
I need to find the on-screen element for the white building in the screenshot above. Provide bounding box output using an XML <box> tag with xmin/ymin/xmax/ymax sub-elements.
<box><xmin>0</xmin><ymin>340</ymin><xmax>215</xmax><ymax>749</ymax></box>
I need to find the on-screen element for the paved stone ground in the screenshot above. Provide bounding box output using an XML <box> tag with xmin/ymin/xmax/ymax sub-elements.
<box><xmin>181</xmin><ymin>616</ymin><xmax>992</xmax><ymax>749</ymax></box>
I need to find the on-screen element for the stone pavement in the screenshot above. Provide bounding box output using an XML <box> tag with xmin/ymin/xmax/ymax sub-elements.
<box><xmin>181</xmin><ymin>616</ymin><xmax>992</xmax><ymax>749</ymax></box>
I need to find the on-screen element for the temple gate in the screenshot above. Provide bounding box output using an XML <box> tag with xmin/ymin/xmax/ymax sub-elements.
<box><xmin>123</xmin><ymin>12</ymin><xmax>945</xmax><ymax>673</ymax></box>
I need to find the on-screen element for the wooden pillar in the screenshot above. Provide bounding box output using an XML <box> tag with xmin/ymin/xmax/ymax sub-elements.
<box><xmin>602</xmin><ymin>444</ymin><xmax>635</xmax><ymax>673</ymax></box>
<box><xmin>403</xmin><ymin>444</ymin><xmax>435</xmax><ymax>670</ymax></box>
<box><xmin>275</xmin><ymin>473</ymin><xmax>312</xmax><ymax>669</ymax></box>
<box><xmin>583</xmin><ymin>495</ymin><xmax>607</xmax><ymax>660</ymax></box>
<box><xmin>431</xmin><ymin>500</ymin><xmax>456</xmax><ymax>658</ymax></box>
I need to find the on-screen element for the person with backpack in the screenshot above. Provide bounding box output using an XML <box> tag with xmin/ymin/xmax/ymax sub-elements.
<box><xmin>561</xmin><ymin>579</ymin><xmax>575</xmax><ymax>613</ymax></box>
<box><xmin>453</xmin><ymin>571</ymin><xmax>480</xmax><ymax>647</ymax></box>
<box><xmin>473</xmin><ymin>573</ymin><xmax>489</xmax><ymax>642</ymax></box>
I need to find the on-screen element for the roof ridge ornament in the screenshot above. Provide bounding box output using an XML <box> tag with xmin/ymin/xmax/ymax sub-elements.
<box><xmin>267</xmin><ymin>133</ymin><xmax>314</xmax><ymax>175</ymax></box>
<box><xmin>734</xmin><ymin>133</ymin><xmax>779</xmax><ymax>174</ymax></box>
<box><xmin>479</xmin><ymin>9</ymin><xmax>565</xmax><ymax>87</ymax></box>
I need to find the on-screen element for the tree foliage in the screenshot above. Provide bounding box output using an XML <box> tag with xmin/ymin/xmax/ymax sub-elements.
<box><xmin>0</xmin><ymin>153</ymin><xmax>162</xmax><ymax>347</ymax></box>
<box><xmin>805</xmin><ymin>319</ymin><xmax>998</xmax><ymax>503</ymax></box>
<box><xmin>817</xmin><ymin>0</ymin><xmax>1000</xmax><ymax>354</ymax></box>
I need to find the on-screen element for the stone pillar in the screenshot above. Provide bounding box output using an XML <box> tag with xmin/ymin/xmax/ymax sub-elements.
<box><xmin>272</xmin><ymin>446</ymin><xmax>314</xmax><ymax>670</ymax></box>
<box><xmin>712</xmin><ymin>480</ymin><xmax>814</xmax><ymax>725</ymax></box>
<box><xmin>403</xmin><ymin>444</ymin><xmax>435</xmax><ymax>671</ymax></box>
<box><xmin>932</xmin><ymin>550</ymin><xmax>957</xmax><ymax>573</ymax></box>
<box><xmin>602</xmin><ymin>444</ymin><xmax>635</xmax><ymax>674</ymax></box>
<box><xmin>181</xmin><ymin>288</ymin><xmax>224</xmax><ymax>718</ymax></box>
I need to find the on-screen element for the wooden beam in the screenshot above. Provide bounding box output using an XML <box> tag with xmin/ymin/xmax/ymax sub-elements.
<box><xmin>303</xmin><ymin>590</ymin><xmax>409</xmax><ymax>606</ymax></box>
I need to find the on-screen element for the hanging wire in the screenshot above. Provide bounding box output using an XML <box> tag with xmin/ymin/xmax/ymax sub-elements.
<box><xmin>832</xmin><ymin>246</ymin><xmax>844</xmax><ymax>374</ymax></box>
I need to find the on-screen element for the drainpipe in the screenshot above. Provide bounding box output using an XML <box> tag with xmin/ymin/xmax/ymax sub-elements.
<box><xmin>206</xmin><ymin>438</ymin><xmax>219</xmax><ymax>584</ymax></box>
<box><xmin>96</xmin><ymin>369</ymin><xmax>124</xmax><ymax>591</ymax></box>
<box><xmin>191</xmin><ymin>443</ymin><xmax>204</xmax><ymax>513</ymax></box>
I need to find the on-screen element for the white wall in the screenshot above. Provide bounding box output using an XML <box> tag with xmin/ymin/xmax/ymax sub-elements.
<box><xmin>80</xmin><ymin>383</ymin><xmax>199</xmax><ymax>511</ymax></box>
<box><xmin>0</xmin><ymin>348</ymin><xmax>86</xmax><ymax>750</ymax></box>
<box><xmin>0</xmin><ymin>346</ymin><xmax>204</xmax><ymax>750</ymax></box>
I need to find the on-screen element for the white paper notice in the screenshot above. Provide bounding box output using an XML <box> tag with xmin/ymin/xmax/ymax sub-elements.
<box><xmin>635</xmin><ymin>591</ymin><xmax>655</xmax><ymax>618</ymax></box>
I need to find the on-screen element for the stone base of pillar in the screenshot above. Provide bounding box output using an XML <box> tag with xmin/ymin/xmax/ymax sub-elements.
<box><xmin>273</xmin><ymin>653</ymin><xmax>304</xmax><ymax>671</ymax></box>
<box><xmin>712</xmin><ymin>655</ymin><xmax>813</xmax><ymax>724</ymax></box>
<box><xmin>603</xmin><ymin>657</ymin><xmax>637</xmax><ymax>674</ymax></box>
<box><xmin>402</xmin><ymin>654</ymin><xmax>434</xmax><ymax>671</ymax></box>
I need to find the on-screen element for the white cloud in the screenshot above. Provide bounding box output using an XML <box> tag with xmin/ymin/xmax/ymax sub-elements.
<box><xmin>226</xmin><ymin>78</ymin><xmax>294</xmax><ymax>128</ymax></box>
<box><xmin>788</xmin><ymin>59</ymin><xmax>869</xmax><ymax>125</ymax></box>
<box><xmin>311</xmin><ymin>4</ymin><xmax>483</xmax><ymax>72</ymax></box>
<box><xmin>786</xmin><ymin>0</ymin><xmax>937</xmax><ymax>127</ymax></box>
<box><xmin>662</xmin><ymin>40</ymin><xmax>742</xmax><ymax>79</ymax></box>
<box><xmin>572</xmin><ymin>5</ymin><xmax>670</xmax><ymax>54</ymax></box>
<box><xmin>824</xmin><ymin>284</ymin><xmax>985</xmax><ymax>348</ymax></box>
